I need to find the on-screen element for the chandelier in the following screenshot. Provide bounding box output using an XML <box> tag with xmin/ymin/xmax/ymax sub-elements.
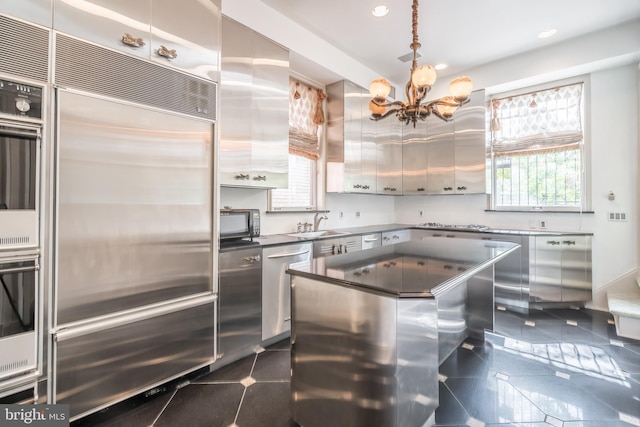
<box><xmin>369</xmin><ymin>0</ymin><xmax>473</xmax><ymax>126</ymax></box>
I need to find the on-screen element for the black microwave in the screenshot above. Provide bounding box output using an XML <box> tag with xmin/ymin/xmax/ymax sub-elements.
<box><xmin>220</xmin><ymin>209</ymin><xmax>260</xmax><ymax>240</ymax></box>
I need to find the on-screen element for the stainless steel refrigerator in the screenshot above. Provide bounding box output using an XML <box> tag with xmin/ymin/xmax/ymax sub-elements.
<box><xmin>52</xmin><ymin>90</ymin><xmax>216</xmax><ymax>420</ymax></box>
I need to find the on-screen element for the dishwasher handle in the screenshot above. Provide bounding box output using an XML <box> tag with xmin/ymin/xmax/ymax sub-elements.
<box><xmin>266</xmin><ymin>249</ymin><xmax>310</xmax><ymax>259</ymax></box>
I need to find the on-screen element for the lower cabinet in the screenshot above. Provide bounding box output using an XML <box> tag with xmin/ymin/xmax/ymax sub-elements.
<box><xmin>531</xmin><ymin>235</ymin><xmax>592</xmax><ymax>303</ymax></box>
<box><xmin>262</xmin><ymin>242</ymin><xmax>312</xmax><ymax>341</ymax></box>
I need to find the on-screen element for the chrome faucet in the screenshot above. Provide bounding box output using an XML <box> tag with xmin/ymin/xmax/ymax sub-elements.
<box><xmin>313</xmin><ymin>212</ymin><xmax>328</xmax><ymax>232</ymax></box>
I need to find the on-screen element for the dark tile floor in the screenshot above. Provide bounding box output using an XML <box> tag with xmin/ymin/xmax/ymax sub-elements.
<box><xmin>72</xmin><ymin>307</ymin><xmax>640</xmax><ymax>427</ymax></box>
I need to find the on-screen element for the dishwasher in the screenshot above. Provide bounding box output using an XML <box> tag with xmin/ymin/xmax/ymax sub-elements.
<box><xmin>262</xmin><ymin>242</ymin><xmax>312</xmax><ymax>341</ymax></box>
<box><xmin>218</xmin><ymin>244</ymin><xmax>262</xmax><ymax>361</ymax></box>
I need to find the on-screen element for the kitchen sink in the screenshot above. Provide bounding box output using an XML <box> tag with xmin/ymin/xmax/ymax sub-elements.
<box><xmin>287</xmin><ymin>230</ymin><xmax>349</xmax><ymax>238</ymax></box>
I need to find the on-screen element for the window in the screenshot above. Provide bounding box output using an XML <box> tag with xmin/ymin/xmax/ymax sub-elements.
<box><xmin>488</xmin><ymin>81</ymin><xmax>587</xmax><ymax>211</ymax></box>
<box><xmin>269</xmin><ymin>78</ymin><xmax>324</xmax><ymax>211</ymax></box>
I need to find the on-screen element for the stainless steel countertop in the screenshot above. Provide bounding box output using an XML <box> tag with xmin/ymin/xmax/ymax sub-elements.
<box><xmin>287</xmin><ymin>238</ymin><xmax>519</xmax><ymax>298</ymax></box>
<box><xmin>252</xmin><ymin>223</ymin><xmax>591</xmax><ymax>248</ymax></box>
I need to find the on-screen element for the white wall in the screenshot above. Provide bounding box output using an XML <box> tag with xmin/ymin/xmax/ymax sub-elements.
<box><xmin>220</xmin><ymin>187</ymin><xmax>396</xmax><ymax>235</ymax></box>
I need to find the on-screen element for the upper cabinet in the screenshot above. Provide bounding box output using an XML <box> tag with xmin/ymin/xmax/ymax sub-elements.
<box><xmin>425</xmin><ymin>116</ymin><xmax>455</xmax><ymax>194</ymax></box>
<box><xmin>376</xmin><ymin>118</ymin><xmax>403</xmax><ymax>195</ymax></box>
<box><xmin>327</xmin><ymin>80</ymin><xmax>376</xmax><ymax>194</ymax></box>
<box><xmin>0</xmin><ymin>0</ymin><xmax>53</xmax><ymax>27</ymax></box>
<box><xmin>452</xmin><ymin>90</ymin><xmax>486</xmax><ymax>194</ymax></box>
<box><xmin>219</xmin><ymin>17</ymin><xmax>289</xmax><ymax>189</ymax></box>
<box><xmin>53</xmin><ymin>0</ymin><xmax>221</xmax><ymax>82</ymax></box>
<box><xmin>402</xmin><ymin>121</ymin><xmax>428</xmax><ymax>195</ymax></box>
<box><xmin>425</xmin><ymin>89</ymin><xmax>486</xmax><ymax>195</ymax></box>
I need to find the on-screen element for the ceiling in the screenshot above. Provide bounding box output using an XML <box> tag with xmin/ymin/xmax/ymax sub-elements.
<box><xmin>259</xmin><ymin>0</ymin><xmax>640</xmax><ymax>87</ymax></box>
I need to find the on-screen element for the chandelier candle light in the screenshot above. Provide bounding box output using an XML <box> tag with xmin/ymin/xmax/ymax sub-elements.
<box><xmin>369</xmin><ymin>0</ymin><xmax>473</xmax><ymax>126</ymax></box>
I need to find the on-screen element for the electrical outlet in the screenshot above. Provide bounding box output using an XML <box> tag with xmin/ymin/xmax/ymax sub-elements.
<box><xmin>355</xmin><ymin>211</ymin><xmax>361</xmax><ymax>218</ymax></box>
<box><xmin>608</xmin><ymin>212</ymin><xmax>628</xmax><ymax>221</ymax></box>
<box><xmin>419</xmin><ymin>210</ymin><xmax>424</xmax><ymax>217</ymax></box>
<box><xmin>538</xmin><ymin>220</ymin><xmax>547</xmax><ymax>229</ymax></box>
<box><xmin>339</xmin><ymin>211</ymin><xmax>344</xmax><ymax>219</ymax></box>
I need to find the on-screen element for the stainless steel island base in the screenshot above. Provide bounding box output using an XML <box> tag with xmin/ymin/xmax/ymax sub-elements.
<box><xmin>289</xmin><ymin>238</ymin><xmax>516</xmax><ymax>427</ymax></box>
<box><xmin>291</xmin><ymin>276</ymin><xmax>439</xmax><ymax>427</ymax></box>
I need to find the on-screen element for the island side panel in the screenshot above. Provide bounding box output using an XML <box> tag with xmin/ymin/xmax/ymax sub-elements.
<box><xmin>291</xmin><ymin>275</ymin><xmax>439</xmax><ymax>427</ymax></box>
<box><xmin>466</xmin><ymin>265</ymin><xmax>495</xmax><ymax>339</ymax></box>
<box><xmin>397</xmin><ymin>298</ymin><xmax>438</xmax><ymax>427</ymax></box>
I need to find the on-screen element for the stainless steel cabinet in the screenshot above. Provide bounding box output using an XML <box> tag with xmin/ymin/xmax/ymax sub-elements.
<box><xmin>218</xmin><ymin>246</ymin><xmax>262</xmax><ymax>360</ymax></box>
<box><xmin>453</xmin><ymin>90</ymin><xmax>486</xmax><ymax>194</ymax></box>
<box><xmin>313</xmin><ymin>235</ymin><xmax>362</xmax><ymax>257</ymax></box>
<box><xmin>262</xmin><ymin>243</ymin><xmax>312</xmax><ymax>341</ymax></box>
<box><xmin>327</xmin><ymin>80</ymin><xmax>376</xmax><ymax>194</ymax></box>
<box><xmin>382</xmin><ymin>229</ymin><xmax>410</xmax><ymax>245</ymax></box>
<box><xmin>219</xmin><ymin>17</ymin><xmax>289</xmax><ymax>188</ymax></box>
<box><xmin>424</xmin><ymin>90</ymin><xmax>486</xmax><ymax>195</ymax></box>
<box><xmin>376</xmin><ymin>118</ymin><xmax>403</xmax><ymax>194</ymax></box>
<box><xmin>150</xmin><ymin>0</ymin><xmax>221</xmax><ymax>80</ymax></box>
<box><xmin>53</xmin><ymin>0</ymin><xmax>221</xmax><ymax>81</ymax></box>
<box><xmin>0</xmin><ymin>0</ymin><xmax>52</xmax><ymax>27</ymax></box>
<box><xmin>531</xmin><ymin>235</ymin><xmax>592</xmax><ymax>303</ymax></box>
<box><xmin>402</xmin><ymin>120</ymin><xmax>428</xmax><ymax>195</ymax></box>
<box><xmin>426</xmin><ymin>115</ymin><xmax>455</xmax><ymax>194</ymax></box>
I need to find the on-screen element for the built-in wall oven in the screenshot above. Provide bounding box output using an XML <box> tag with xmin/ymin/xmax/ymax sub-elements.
<box><xmin>0</xmin><ymin>78</ymin><xmax>43</xmax><ymax>251</ymax></box>
<box><xmin>0</xmin><ymin>253</ymin><xmax>39</xmax><ymax>388</ymax></box>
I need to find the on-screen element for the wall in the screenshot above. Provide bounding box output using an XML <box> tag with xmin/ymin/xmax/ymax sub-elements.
<box><xmin>220</xmin><ymin>187</ymin><xmax>395</xmax><ymax>235</ymax></box>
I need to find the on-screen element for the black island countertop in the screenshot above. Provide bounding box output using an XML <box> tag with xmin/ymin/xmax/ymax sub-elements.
<box><xmin>287</xmin><ymin>237</ymin><xmax>519</xmax><ymax>298</ymax></box>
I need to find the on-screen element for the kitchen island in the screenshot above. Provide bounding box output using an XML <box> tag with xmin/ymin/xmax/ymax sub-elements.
<box><xmin>287</xmin><ymin>237</ymin><xmax>519</xmax><ymax>427</ymax></box>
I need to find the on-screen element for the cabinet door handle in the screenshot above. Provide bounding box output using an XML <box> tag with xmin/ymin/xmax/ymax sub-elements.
<box><xmin>266</xmin><ymin>250</ymin><xmax>310</xmax><ymax>259</ymax></box>
<box><xmin>432</xmin><ymin>233</ymin><xmax>443</xmax><ymax>237</ymax></box>
<box><xmin>457</xmin><ymin>186</ymin><xmax>467</xmax><ymax>191</ymax></box>
<box><xmin>417</xmin><ymin>187</ymin><xmax>425</xmax><ymax>192</ymax></box>
<box><xmin>444</xmin><ymin>186</ymin><xmax>453</xmax><ymax>191</ymax></box>
<box><xmin>253</xmin><ymin>175</ymin><xmax>267</xmax><ymax>181</ymax></box>
<box><xmin>446</xmin><ymin>234</ymin><xmax>455</xmax><ymax>238</ymax></box>
<box><xmin>122</xmin><ymin>33</ymin><xmax>145</xmax><ymax>47</ymax></box>
<box><xmin>235</xmin><ymin>173</ymin><xmax>250</xmax><ymax>180</ymax></box>
<box><xmin>563</xmin><ymin>240</ymin><xmax>576</xmax><ymax>245</ymax></box>
<box><xmin>157</xmin><ymin>45</ymin><xmax>178</xmax><ymax>59</ymax></box>
<box><xmin>362</xmin><ymin>185</ymin><xmax>370</xmax><ymax>190</ymax></box>
<box><xmin>547</xmin><ymin>240</ymin><xmax>561</xmax><ymax>245</ymax></box>
<box><xmin>283</xmin><ymin>317</ymin><xmax>291</xmax><ymax>322</ymax></box>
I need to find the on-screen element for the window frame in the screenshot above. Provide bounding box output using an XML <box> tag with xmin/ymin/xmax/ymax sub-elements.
<box><xmin>487</xmin><ymin>76</ymin><xmax>592</xmax><ymax>212</ymax></box>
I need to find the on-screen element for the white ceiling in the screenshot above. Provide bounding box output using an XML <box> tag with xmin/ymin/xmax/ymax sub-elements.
<box><xmin>259</xmin><ymin>0</ymin><xmax>640</xmax><ymax>87</ymax></box>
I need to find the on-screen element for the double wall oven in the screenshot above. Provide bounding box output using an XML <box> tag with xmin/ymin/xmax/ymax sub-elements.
<box><xmin>0</xmin><ymin>76</ymin><xmax>44</xmax><ymax>393</ymax></box>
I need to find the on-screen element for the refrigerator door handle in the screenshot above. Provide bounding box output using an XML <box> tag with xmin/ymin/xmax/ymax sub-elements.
<box><xmin>54</xmin><ymin>293</ymin><xmax>217</xmax><ymax>342</ymax></box>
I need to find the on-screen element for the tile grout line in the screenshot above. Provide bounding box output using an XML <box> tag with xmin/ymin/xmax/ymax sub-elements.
<box><xmin>150</xmin><ymin>387</ymin><xmax>179</xmax><ymax>426</ymax></box>
<box><xmin>231</xmin><ymin>353</ymin><xmax>259</xmax><ymax>426</ymax></box>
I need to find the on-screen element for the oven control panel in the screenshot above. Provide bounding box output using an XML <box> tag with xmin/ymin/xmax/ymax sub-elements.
<box><xmin>0</xmin><ymin>79</ymin><xmax>43</xmax><ymax>119</ymax></box>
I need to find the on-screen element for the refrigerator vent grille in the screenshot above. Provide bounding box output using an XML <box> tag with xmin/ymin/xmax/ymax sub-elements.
<box><xmin>0</xmin><ymin>15</ymin><xmax>50</xmax><ymax>82</ymax></box>
<box><xmin>0</xmin><ymin>236</ymin><xmax>30</xmax><ymax>246</ymax></box>
<box><xmin>0</xmin><ymin>359</ymin><xmax>29</xmax><ymax>374</ymax></box>
<box><xmin>54</xmin><ymin>34</ymin><xmax>216</xmax><ymax>121</ymax></box>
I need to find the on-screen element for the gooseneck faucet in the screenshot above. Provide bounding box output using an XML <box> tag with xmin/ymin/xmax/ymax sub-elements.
<box><xmin>313</xmin><ymin>212</ymin><xmax>328</xmax><ymax>232</ymax></box>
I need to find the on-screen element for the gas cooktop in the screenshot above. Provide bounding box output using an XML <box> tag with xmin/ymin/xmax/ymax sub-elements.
<box><xmin>418</xmin><ymin>223</ymin><xmax>490</xmax><ymax>231</ymax></box>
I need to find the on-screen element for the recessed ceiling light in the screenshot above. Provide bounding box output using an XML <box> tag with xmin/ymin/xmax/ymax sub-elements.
<box><xmin>372</xmin><ymin>5</ymin><xmax>389</xmax><ymax>17</ymax></box>
<box><xmin>434</xmin><ymin>63</ymin><xmax>448</xmax><ymax>70</ymax></box>
<box><xmin>538</xmin><ymin>28</ymin><xmax>557</xmax><ymax>39</ymax></box>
